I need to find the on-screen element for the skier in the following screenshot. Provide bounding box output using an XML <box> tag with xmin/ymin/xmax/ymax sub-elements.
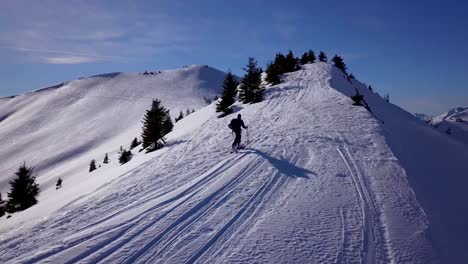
<box><xmin>229</xmin><ymin>114</ymin><xmax>248</xmax><ymax>150</ymax></box>
<box><xmin>56</xmin><ymin>177</ymin><xmax>62</xmax><ymax>190</ymax></box>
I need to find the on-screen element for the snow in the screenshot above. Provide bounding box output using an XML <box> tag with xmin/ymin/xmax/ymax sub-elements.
<box><xmin>430</xmin><ymin>107</ymin><xmax>468</xmax><ymax>146</ymax></box>
<box><xmin>0</xmin><ymin>64</ymin><xmax>227</xmax><ymax>228</ymax></box>
<box><xmin>1</xmin><ymin>63</ymin><xmax>467</xmax><ymax>263</ymax></box>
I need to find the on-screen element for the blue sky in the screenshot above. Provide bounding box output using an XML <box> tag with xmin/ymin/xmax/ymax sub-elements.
<box><xmin>1</xmin><ymin>0</ymin><xmax>467</xmax><ymax>115</ymax></box>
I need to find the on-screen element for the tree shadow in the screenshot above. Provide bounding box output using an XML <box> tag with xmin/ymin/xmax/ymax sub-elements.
<box><xmin>243</xmin><ymin>148</ymin><xmax>316</xmax><ymax>179</ymax></box>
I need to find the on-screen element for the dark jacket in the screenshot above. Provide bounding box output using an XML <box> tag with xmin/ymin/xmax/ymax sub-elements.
<box><xmin>229</xmin><ymin>118</ymin><xmax>247</xmax><ymax>132</ymax></box>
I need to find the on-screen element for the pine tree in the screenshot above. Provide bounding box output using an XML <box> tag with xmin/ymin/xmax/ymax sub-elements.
<box><xmin>130</xmin><ymin>137</ymin><xmax>140</xmax><ymax>149</ymax></box>
<box><xmin>119</xmin><ymin>149</ymin><xmax>132</xmax><ymax>164</ymax></box>
<box><xmin>186</xmin><ymin>108</ymin><xmax>191</xmax><ymax>116</ymax></box>
<box><xmin>175</xmin><ymin>110</ymin><xmax>184</xmax><ymax>122</ymax></box>
<box><xmin>216</xmin><ymin>71</ymin><xmax>239</xmax><ymax>116</ymax></box>
<box><xmin>331</xmin><ymin>55</ymin><xmax>347</xmax><ymax>74</ymax></box>
<box><xmin>141</xmin><ymin>99</ymin><xmax>173</xmax><ymax>151</ymax></box>
<box><xmin>239</xmin><ymin>57</ymin><xmax>263</xmax><ymax>104</ymax></box>
<box><xmin>266</xmin><ymin>62</ymin><xmax>282</xmax><ymax>85</ymax></box>
<box><xmin>300</xmin><ymin>52</ymin><xmax>309</xmax><ymax>65</ymax></box>
<box><xmin>103</xmin><ymin>153</ymin><xmax>109</xmax><ymax>164</ymax></box>
<box><xmin>307</xmin><ymin>50</ymin><xmax>316</xmax><ymax>63</ymax></box>
<box><xmin>6</xmin><ymin>163</ymin><xmax>40</xmax><ymax>213</ymax></box>
<box><xmin>0</xmin><ymin>193</ymin><xmax>6</xmax><ymax>217</ymax></box>
<box><xmin>285</xmin><ymin>50</ymin><xmax>299</xmax><ymax>72</ymax></box>
<box><xmin>89</xmin><ymin>159</ymin><xmax>97</xmax><ymax>172</ymax></box>
<box><xmin>368</xmin><ymin>85</ymin><xmax>373</xmax><ymax>92</ymax></box>
<box><xmin>319</xmin><ymin>51</ymin><xmax>327</xmax><ymax>62</ymax></box>
<box><xmin>300</xmin><ymin>50</ymin><xmax>316</xmax><ymax>65</ymax></box>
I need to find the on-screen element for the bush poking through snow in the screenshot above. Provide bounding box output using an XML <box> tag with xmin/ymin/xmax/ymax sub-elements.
<box><xmin>6</xmin><ymin>163</ymin><xmax>40</xmax><ymax>214</ymax></box>
<box><xmin>119</xmin><ymin>149</ymin><xmax>132</xmax><ymax>164</ymax></box>
<box><xmin>89</xmin><ymin>159</ymin><xmax>97</xmax><ymax>172</ymax></box>
<box><xmin>130</xmin><ymin>137</ymin><xmax>140</xmax><ymax>149</ymax></box>
<box><xmin>351</xmin><ymin>94</ymin><xmax>364</xmax><ymax>106</ymax></box>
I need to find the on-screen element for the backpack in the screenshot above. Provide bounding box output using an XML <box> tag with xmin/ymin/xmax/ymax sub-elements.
<box><xmin>228</xmin><ymin>119</ymin><xmax>234</xmax><ymax>130</ymax></box>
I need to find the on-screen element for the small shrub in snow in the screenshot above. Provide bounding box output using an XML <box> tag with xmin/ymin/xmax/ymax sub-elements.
<box><xmin>119</xmin><ymin>149</ymin><xmax>132</xmax><ymax>164</ymax></box>
<box><xmin>103</xmin><ymin>153</ymin><xmax>109</xmax><ymax>164</ymax></box>
<box><xmin>56</xmin><ymin>177</ymin><xmax>62</xmax><ymax>190</ymax></box>
<box><xmin>383</xmin><ymin>94</ymin><xmax>390</xmax><ymax>102</ymax></box>
<box><xmin>130</xmin><ymin>137</ymin><xmax>140</xmax><ymax>150</ymax></box>
<box><xmin>351</xmin><ymin>94</ymin><xmax>364</xmax><ymax>106</ymax></box>
<box><xmin>89</xmin><ymin>159</ymin><xmax>97</xmax><ymax>172</ymax></box>
<box><xmin>175</xmin><ymin>111</ymin><xmax>184</xmax><ymax>122</ymax></box>
<box><xmin>6</xmin><ymin>163</ymin><xmax>40</xmax><ymax>214</ymax></box>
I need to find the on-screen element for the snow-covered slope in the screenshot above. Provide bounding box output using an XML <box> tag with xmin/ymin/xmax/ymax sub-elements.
<box><xmin>0</xmin><ymin>64</ymin><xmax>227</xmax><ymax>221</ymax></box>
<box><xmin>1</xmin><ymin>63</ymin><xmax>467</xmax><ymax>263</ymax></box>
<box><xmin>430</xmin><ymin>107</ymin><xmax>468</xmax><ymax>146</ymax></box>
<box><xmin>414</xmin><ymin>113</ymin><xmax>431</xmax><ymax>123</ymax></box>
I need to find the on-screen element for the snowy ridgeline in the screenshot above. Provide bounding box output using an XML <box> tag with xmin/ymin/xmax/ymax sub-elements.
<box><xmin>0</xmin><ymin>63</ymin><xmax>467</xmax><ymax>263</ymax></box>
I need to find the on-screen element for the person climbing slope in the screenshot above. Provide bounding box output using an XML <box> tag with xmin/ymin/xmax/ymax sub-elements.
<box><xmin>229</xmin><ymin>114</ymin><xmax>248</xmax><ymax>151</ymax></box>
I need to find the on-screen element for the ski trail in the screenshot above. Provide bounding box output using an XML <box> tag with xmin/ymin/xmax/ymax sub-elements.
<box><xmin>336</xmin><ymin>145</ymin><xmax>373</xmax><ymax>263</ymax></box>
<box><xmin>20</xmin><ymin>154</ymin><xmax>248</xmax><ymax>264</ymax></box>
<box><xmin>334</xmin><ymin>133</ymin><xmax>390</xmax><ymax>264</ymax></box>
<box><xmin>187</xmin><ymin>172</ymin><xmax>288</xmax><ymax>263</ymax></box>
<box><xmin>118</xmin><ymin>160</ymin><xmax>262</xmax><ymax>264</ymax></box>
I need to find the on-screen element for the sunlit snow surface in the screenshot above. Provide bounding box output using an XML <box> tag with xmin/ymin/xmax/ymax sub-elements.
<box><xmin>1</xmin><ymin>63</ymin><xmax>467</xmax><ymax>263</ymax></box>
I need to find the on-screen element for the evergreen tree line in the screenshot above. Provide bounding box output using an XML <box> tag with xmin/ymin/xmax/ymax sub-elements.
<box><xmin>88</xmin><ymin>99</ymin><xmax>174</xmax><ymax>171</ymax></box>
<box><xmin>216</xmin><ymin>49</ymin><xmax>354</xmax><ymax>117</ymax></box>
<box><xmin>175</xmin><ymin>108</ymin><xmax>195</xmax><ymax>123</ymax></box>
<box><xmin>0</xmin><ymin>162</ymin><xmax>40</xmax><ymax>217</ymax></box>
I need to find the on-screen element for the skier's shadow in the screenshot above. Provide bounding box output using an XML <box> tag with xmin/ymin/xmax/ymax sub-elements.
<box><xmin>243</xmin><ymin>148</ymin><xmax>315</xmax><ymax>179</ymax></box>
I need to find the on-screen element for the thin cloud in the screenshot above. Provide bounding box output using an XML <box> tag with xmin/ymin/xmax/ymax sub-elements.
<box><xmin>0</xmin><ymin>1</ymin><xmax>197</xmax><ymax>64</ymax></box>
<box><xmin>41</xmin><ymin>56</ymin><xmax>100</xmax><ymax>64</ymax></box>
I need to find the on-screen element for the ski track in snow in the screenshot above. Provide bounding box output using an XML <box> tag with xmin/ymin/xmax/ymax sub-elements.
<box><xmin>0</xmin><ymin>63</ymin><xmax>439</xmax><ymax>263</ymax></box>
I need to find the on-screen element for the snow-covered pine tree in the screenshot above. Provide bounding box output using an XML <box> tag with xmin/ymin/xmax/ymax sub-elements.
<box><xmin>89</xmin><ymin>159</ymin><xmax>97</xmax><ymax>172</ymax></box>
<box><xmin>332</xmin><ymin>55</ymin><xmax>347</xmax><ymax>74</ymax></box>
<box><xmin>6</xmin><ymin>163</ymin><xmax>40</xmax><ymax>213</ymax></box>
<box><xmin>319</xmin><ymin>51</ymin><xmax>327</xmax><ymax>62</ymax></box>
<box><xmin>186</xmin><ymin>108</ymin><xmax>191</xmax><ymax>116</ymax></box>
<box><xmin>216</xmin><ymin>71</ymin><xmax>239</xmax><ymax>116</ymax></box>
<box><xmin>239</xmin><ymin>57</ymin><xmax>263</xmax><ymax>104</ymax></box>
<box><xmin>103</xmin><ymin>153</ymin><xmax>109</xmax><ymax>164</ymax></box>
<box><xmin>141</xmin><ymin>99</ymin><xmax>173</xmax><ymax>152</ymax></box>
